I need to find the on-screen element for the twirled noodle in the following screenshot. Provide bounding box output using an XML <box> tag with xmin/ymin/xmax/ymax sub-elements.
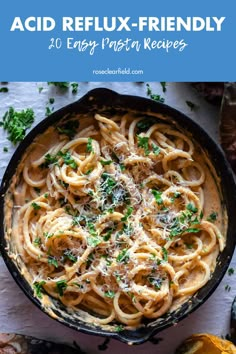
<box><xmin>5</xmin><ymin>111</ymin><xmax>226</xmax><ymax>329</ymax></box>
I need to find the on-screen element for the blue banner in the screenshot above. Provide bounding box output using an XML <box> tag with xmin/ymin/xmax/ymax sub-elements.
<box><xmin>0</xmin><ymin>0</ymin><xmax>235</xmax><ymax>81</ymax></box>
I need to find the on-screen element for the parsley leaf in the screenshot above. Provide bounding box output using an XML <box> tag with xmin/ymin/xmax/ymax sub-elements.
<box><xmin>56</xmin><ymin>280</ymin><xmax>67</xmax><ymax>296</ymax></box>
<box><xmin>152</xmin><ymin>144</ymin><xmax>160</xmax><ymax>155</ymax></box>
<box><xmin>136</xmin><ymin>117</ymin><xmax>157</xmax><ymax>133</ymax></box>
<box><xmin>101</xmin><ymin>173</ymin><xmax>117</xmax><ymax>195</ymax></box>
<box><xmin>33</xmin><ymin>237</ymin><xmax>41</xmax><ymax>247</ymax></box>
<box><xmin>57</xmin><ymin>120</ymin><xmax>79</xmax><ymax>139</ymax></box>
<box><xmin>115</xmin><ymin>325</ymin><xmax>124</xmax><ymax>332</ymax></box>
<box><xmin>116</xmin><ymin>249</ymin><xmax>129</xmax><ymax>263</ymax></box>
<box><xmin>146</xmin><ymin>83</ymin><xmax>165</xmax><ymax>103</ymax></box>
<box><xmin>86</xmin><ymin>137</ymin><xmax>93</xmax><ymax>153</ymax></box>
<box><xmin>104</xmin><ymin>290</ymin><xmax>115</xmax><ymax>298</ymax></box>
<box><xmin>33</xmin><ymin>281</ymin><xmax>46</xmax><ymax>299</ymax></box>
<box><xmin>137</xmin><ymin>135</ymin><xmax>150</xmax><ymax>155</ymax></box>
<box><xmin>48</xmin><ymin>82</ymin><xmax>70</xmax><ymax>89</ymax></box>
<box><xmin>57</xmin><ymin>151</ymin><xmax>78</xmax><ymax>169</ymax></box>
<box><xmin>63</xmin><ymin>250</ymin><xmax>77</xmax><ymax>263</ymax></box>
<box><xmin>87</xmin><ymin>222</ymin><xmax>102</xmax><ymax>247</ymax></box>
<box><xmin>0</xmin><ymin>107</ymin><xmax>34</xmax><ymax>144</ymax></box>
<box><xmin>40</xmin><ymin>153</ymin><xmax>58</xmax><ymax>168</ymax></box>
<box><xmin>207</xmin><ymin>212</ymin><xmax>218</xmax><ymax>222</ymax></box>
<box><xmin>31</xmin><ymin>202</ymin><xmax>41</xmax><ymax>210</ymax></box>
<box><xmin>100</xmin><ymin>159</ymin><xmax>113</xmax><ymax>165</ymax></box>
<box><xmin>186</xmin><ymin>203</ymin><xmax>198</xmax><ymax>213</ymax></box>
<box><xmin>121</xmin><ymin>206</ymin><xmax>133</xmax><ymax>222</ymax></box>
<box><xmin>162</xmin><ymin>247</ymin><xmax>168</xmax><ymax>261</ymax></box>
<box><xmin>0</xmin><ymin>87</ymin><xmax>8</xmax><ymax>93</ymax></box>
<box><xmin>186</xmin><ymin>100</ymin><xmax>196</xmax><ymax>111</ymax></box>
<box><xmin>48</xmin><ymin>256</ymin><xmax>58</xmax><ymax>268</ymax></box>
<box><xmin>71</xmin><ymin>82</ymin><xmax>79</xmax><ymax>94</ymax></box>
<box><xmin>160</xmin><ymin>82</ymin><xmax>167</xmax><ymax>93</ymax></box>
<box><xmin>45</xmin><ymin>106</ymin><xmax>54</xmax><ymax>117</ymax></box>
<box><xmin>152</xmin><ymin>190</ymin><xmax>163</xmax><ymax>205</ymax></box>
<box><xmin>148</xmin><ymin>276</ymin><xmax>162</xmax><ymax>290</ymax></box>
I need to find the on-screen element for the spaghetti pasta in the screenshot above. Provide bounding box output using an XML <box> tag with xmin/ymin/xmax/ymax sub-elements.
<box><xmin>5</xmin><ymin>111</ymin><xmax>226</xmax><ymax>329</ymax></box>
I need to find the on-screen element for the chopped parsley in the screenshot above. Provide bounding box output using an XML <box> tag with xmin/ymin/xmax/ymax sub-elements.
<box><xmin>0</xmin><ymin>87</ymin><xmax>8</xmax><ymax>93</ymax></box>
<box><xmin>186</xmin><ymin>100</ymin><xmax>196</xmax><ymax>111</ymax></box>
<box><xmin>87</xmin><ymin>236</ymin><xmax>101</xmax><ymax>247</ymax></box>
<box><xmin>185</xmin><ymin>227</ymin><xmax>200</xmax><ymax>233</ymax></box>
<box><xmin>152</xmin><ymin>189</ymin><xmax>163</xmax><ymax>205</ymax></box>
<box><xmin>100</xmin><ymin>159</ymin><xmax>113</xmax><ymax>165</ymax></box>
<box><xmin>120</xmin><ymin>163</ymin><xmax>125</xmax><ymax>171</ymax></box>
<box><xmin>148</xmin><ymin>276</ymin><xmax>162</xmax><ymax>290</ymax></box>
<box><xmin>101</xmin><ymin>173</ymin><xmax>117</xmax><ymax>195</ymax></box>
<box><xmin>48</xmin><ymin>82</ymin><xmax>70</xmax><ymax>89</ymax></box>
<box><xmin>49</xmin><ymin>97</ymin><xmax>55</xmax><ymax>104</ymax></box>
<box><xmin>171</xmin><ymin>191</ymin><xmax>181</xmax><ymax>202</ymax></box>
<box><xmin>38</xmin><ymin>86</ymin><xmax>43</xmax><ymax>93</ymax></box>
<box><xmin>48</xmin><ymin>82</ymin><xmax>79</xmax><ymax>94</ymax></box>
<box><xmin>71</xmin><ymin>82</ymin><xmax>79</xmax><ymax>94</ymax></box>
<box><xmin>33</xmin><ymin>281</ymin><xmax>46</xmax><ymax>299</ymax></box>
<box><xmin>33</xmin><ymin>237</ymin><xmax>41</xmax><ymax>247</ymax></box>
<box><xmin>103</xmin><ymin>228</ymin><xmax>114</xmax><ymax>241</ymax></box>
<box><xmin>86</xmin><ymin>252</ymin><xmax>95</xmax><ymax>268</ymax></box>
<box><xmin>116</xmin><ymin>249</ymin><xmax>129</xmax><ymax>263</ymax></box>
<box><xmin>57</xmin><ymin>151</ymin><xmax>78</xmax><ymax>169</ymax></box>
<box><xmin>57</xmin><ymin>120</ymin><xmax>79</xmax><ymax>139</ymax></box>
<box><xmin>121</xmin><ymin>206</ymin><xmax>133</xmax><ymax>222</ymax></box>
<box><xmin>169</xmin><ymin>209</ymin><xmax>200</xmax><ymax>238</ymax></box>
<box><xmin>207</xmin><ymin>211</ymin><xmax>218</xmax><ymax>222</ymax></box>
<box><xmin>115</xmin><ymin>325</ymin><xmax>124</xmax><ymax>332</ymax></box>
<box><xmin>152</xmin><ymin>144</ymin><xmax>161</xmax><ymax>155</ymax></box>
<box><xmin>104</xmin><ymin>290</ymin><xmax>115</xmax><ymax>298</ymax></box>
<box><xmin>137</xmin><ymin>135</ymin><xmax>150</xmax><ymax>155</ymax></box>
<box><xmin>160</xmin><ymin>82</ymin><xmax>167</xmax><ymax>93</ymax></box>
<box><xmin>31</xmin><ymin>202</ymin><xmax>41</xmax><ymax>210</ymax></box>
<box><xmin>136</xmin><ymin>117</ymin><xmax>157</xmax><ymax>133</ymax></box>
<box><xmin>162</xmin><ymin>247</ymin><xmax>168</xmax><ymax>262</ymax></box>
<box><xmin>64</xmin><ymin>250</ymin><xmax>77</xmax><ymax>263</ymax></box>
<box><xmin>59</xmin><ymin>179</ymin><xmax>69</xmax><ymax>189</ymax></box>
<box><xmin>186</xmin><ymin>203</ymin><xmax>198</xmax><ymax>213</ymax></box>
<box><xmin>3</xmin><ymin>147</ymin><xmax>8</xmax><ymax>152</ymax></box>
<box><xmin>85</xmin><ymin>168</ymin><xmax>93</xmax><ymax>175</ymax></box>
<box><xmin>0</xmin><ymin>107</ymin><xmax>34</xmax><ymax>144</ymax></box>
<box><xmin>225</xmin><ymin>284</ymin><xmax>231</xmax><ymax>292</ymax></box>
<box><xmin>146</xmin><ymin>83</ymin><xmax>165</xmax><ymax>103</ymax></box>
<box><xmin>87</xmin><ymin>222</ymin><xmax>102</xmax><ymax>247</ymax></box>
<box><xmin>45</xmin><ymin>106</ymin><xmax>54</xmax><ymax>117</ymax></box>
<box><xmin>40</xmin><ymin>153</ymin><xmax>58</xmax><ymax>168</ymax></box>
<box><xmin>86</xmin><ymin>137</ymin><xmax>94</xmax><ymax>153</ymax></box>
<box><xmin>43</xmin><ymin>232</ymin><xmax>54</xmax><ymax>239</ymax></box>
<box><xmin>56</xmin><ymin>280</ymin><xmax>67</xmax><ymax>296</ymax></box>
<box><xmin>228</xmin><ymin>268</ymin><xmax>234</xmax><ymax>276</ymax></box>
<box><xmin>48</xmin><ymin>256</ymin><xmax>58</xmax><ymax>268</ymax></box>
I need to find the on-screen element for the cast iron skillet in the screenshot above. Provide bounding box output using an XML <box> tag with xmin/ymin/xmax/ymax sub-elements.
<box><xmin>0</xmin><ymin>88</ymin><xmax>236</xmax><ymax>345</ymax></box>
